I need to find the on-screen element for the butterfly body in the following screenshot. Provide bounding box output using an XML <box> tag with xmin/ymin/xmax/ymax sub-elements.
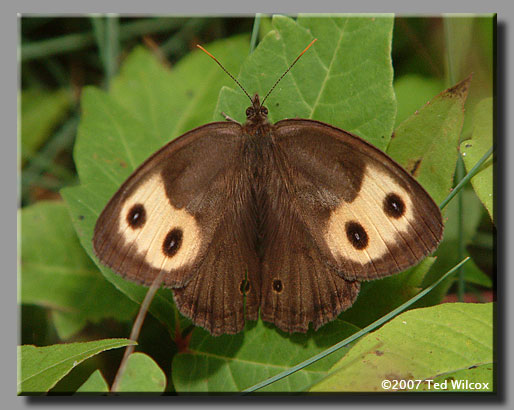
<box><xmin>93</xmin><ymin>94</ymin><xmax>443</xmax><ymax>336</ymax></box>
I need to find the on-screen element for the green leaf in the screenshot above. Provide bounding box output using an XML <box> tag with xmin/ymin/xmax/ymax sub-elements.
<box><xmin>388</xmin><ymin>75</ymin><xmax>471</xmax><ymax>205</ymax></box>
<box><xmin>111</xmin><ymin>36</ymin><xmax>250</xmax><ymax>138</ymax></box>
<box><xmin>62</xmin><ymin>35</ymin><xmax>250</xmax><ymax>335</ymax></box>
<box><xmin>20</xmin><ymin>88</ymin><xmax>72</xmax><ymax>163</ymax></box>
<box><xmin>18</xmin><ymin>338</ymin><xmax>135</xmax><ymax>394</ymax></box>
<box><xmin>460</xmin><ymin>97</ymin><xmax>493</xmax><ymax>222</ymax></box>
<box><xmin>173</xmin><ymin>318</ymin><xmax>359</xmax><ymax>392</ymax></box>
<box><xmin>394</xmin><ymin>74</ymin><xmax>444</xmax><ymax>127</ymax></box>
<box><xmin>116</xmin><ymin>352</ymin><xmax>167</xmax><ymax>393</ymax></box>
<box><xmin>310</xmin><ymin>303</ymin><xmax>493</xmax><ymax>392</ymax></box>
<box><xmin>76</xmin><ymin>369</ymin><xmax>109</xmax><ymax>393</ymax></box>
<box><xmin>342</xmin><ymin>257</ymin><xmax>435</xmax><ymax>328</ymax></box>
<box><xmin>20</xmin><ymin>201</ymin><xmax>137</xmax><ymax>339</ymax></box>
<box><xmin>217</xmin><ymin>14</ymin><xmax>396</xmax><ymax>150</ymax></box>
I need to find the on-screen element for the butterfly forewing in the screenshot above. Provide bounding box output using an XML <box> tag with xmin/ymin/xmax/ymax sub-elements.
<box><xmin>272</xmin><ymin>119</ymin><xmax>444</xmax><ymax>281</ymax></box>
<box><xmin>93</xmin><ymin>122</ymin><xmax>260</xmax><ymax>335</ymax></box>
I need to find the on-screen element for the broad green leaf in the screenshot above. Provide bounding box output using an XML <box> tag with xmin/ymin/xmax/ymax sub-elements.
<box><xmin>61</xmin><ymin>35</ymin><xmax>250</xmax><ymax>335</ymax></box>
<box><xmin>111</xmin><ymin>36</ymin><xmax>250</xmax><ymax>138</ymax></box>
<box><xmin>18</xmin><ymin>338</ymin><xmax>135</xmax><ymax>394</ymax></box>
<box><xmin>460</xmin><ymin>98</ymin><xmax>493</xmax><ymax>222</ymax></box>
<box><xmin>217</xmin><ymin>14</ymin><xmax>396</xmax><ymax>150</ymax></box>
<box><xmin>310</xmin><ymin>303</ymin><xmax>493</xmax><ymax>392</ymax></box>
<box><xmin>173</xmin><ymin>318</ymin><xmax>359</xmax><ymax>392</ymax></box>
<box><xmin>388</xmin><ymin>75</ymin><xmax>471</xmax><ymax>205</ymax></box>
<box><xmin>20</xmin><ymin>201</ymin><xmax>137</xmax><ymax>339</ymax></box>
<box><xmin>394</xmin><ymin>74</ymin><xmax>444</xmax><ymax>127</ymax></box>
<box><xmin>116</xmin><ymin>352</ymin><xmax>167</xmax><ymax>393</ymax></box>
<box><xmin>20</xmin><ymin>88</ymin><xmax>72</xmax><ymax>163</ymax></box>
<box><xmin>342</xmin><ymin>257</ymin><xmax>435</xmax><ymax>328</ymax></box>
<box><xmin>417</xmin><ymin>363</ymin><xmax>493</xmax><ymax>392</ymax></box>
<box><xmin>76</xmin><ymin>369</ymin><xmax>109</xmax><ymax>393</ymax></box>
<box><xmin>71</xmin><ymin>87</ymin><xmax>158</xmax><ymax>188</ymax></box>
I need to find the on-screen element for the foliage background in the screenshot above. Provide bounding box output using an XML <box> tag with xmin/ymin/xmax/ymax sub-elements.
<box><xmin>19</xmin><ymin>15</ymin><xmax>494</xmax><ymax>393</ymax></box>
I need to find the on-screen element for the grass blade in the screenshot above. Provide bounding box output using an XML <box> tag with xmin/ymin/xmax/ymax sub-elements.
<box><xmin>439</xmin><ymin>146</ymin><xmax>493</xmax><ymax>210</ymax></box>
<box><xmin>249</xmin><ymin>14</ymin><xmax>261</xmax><ymax>53</ymax></box>
<box><xmin>105</xmin><ymin>15</ymin><xmax>120</xmax><ymax>85</ymax></box>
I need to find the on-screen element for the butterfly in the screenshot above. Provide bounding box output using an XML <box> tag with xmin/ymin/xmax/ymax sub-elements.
<box><xmin>93</xmin><ymin>40</ymin><xmax>443</xmax><ymax>336</ymax></box>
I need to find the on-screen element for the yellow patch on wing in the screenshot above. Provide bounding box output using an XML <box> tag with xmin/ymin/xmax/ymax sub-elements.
<box><xmin>118</xmin><ymin>174</ymin><xmax>201</xmax><ymax>271</ymax></box>
<box><xmin>325</xmin><ymin>163</ymin><xmax>415</xmax><ymax>264</ymax></box>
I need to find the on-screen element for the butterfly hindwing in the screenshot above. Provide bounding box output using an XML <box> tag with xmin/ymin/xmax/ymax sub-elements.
<box><xmin>258</xmin><ymin>194</ymin><xmax>361</xmax><ymax>333</ymax></box>
<box><xmin>172</xmin><ymin>217</ymin><xmax>260</xmax><ymax>335</ymax></box>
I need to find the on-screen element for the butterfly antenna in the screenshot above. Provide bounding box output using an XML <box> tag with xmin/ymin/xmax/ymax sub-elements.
<box><xmin>197</xmin><ymin>44</ymin><xmax>253</xmax><ymax>103</ymax></box>
<box><xmin>261</xmin><ymin>38</ymin><xmax>317</xmax><ymax>105</ymax></box>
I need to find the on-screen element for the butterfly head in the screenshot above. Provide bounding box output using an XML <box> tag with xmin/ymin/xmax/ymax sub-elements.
<box><xmin>244</xmin><ymin>94</ymin><xmax>269</xmax><ymax>127</ymax></box>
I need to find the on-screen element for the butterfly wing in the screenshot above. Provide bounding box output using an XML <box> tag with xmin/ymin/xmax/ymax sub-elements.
<box><xmin>272</xmin><ymin>119</ymin><xmax>444</xmax><ymax>280</ymax></box>
<box><xmin>258</xmin><ymin>119</ymin><xmax>443</xmax><ymax>332</ymax></box>
<box><xmin>93</xmin><ymin>122</ymin><xmax>259</xmax><ymax>335</ymax></box>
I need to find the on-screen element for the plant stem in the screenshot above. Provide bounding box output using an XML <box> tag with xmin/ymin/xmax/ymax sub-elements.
<box><xmin>110</xmin><ymin>270</ymin><xmax>165</xmax><ymax>393</ymax></box>
<box><xmin>456</xmin><ymin>155</ymin><xmax>465</xmax><ymax>301</ymax></box>
<box><xmin>444</xmin><ymin>17</ymin><xmax>465</xmax><ymax>302</ymax></box>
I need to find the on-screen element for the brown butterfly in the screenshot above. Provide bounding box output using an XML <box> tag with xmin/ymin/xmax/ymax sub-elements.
<box><xmin>93</xmin><ymin>40</ymin><xmax>443</xmax><ymax>336</ymax></box>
